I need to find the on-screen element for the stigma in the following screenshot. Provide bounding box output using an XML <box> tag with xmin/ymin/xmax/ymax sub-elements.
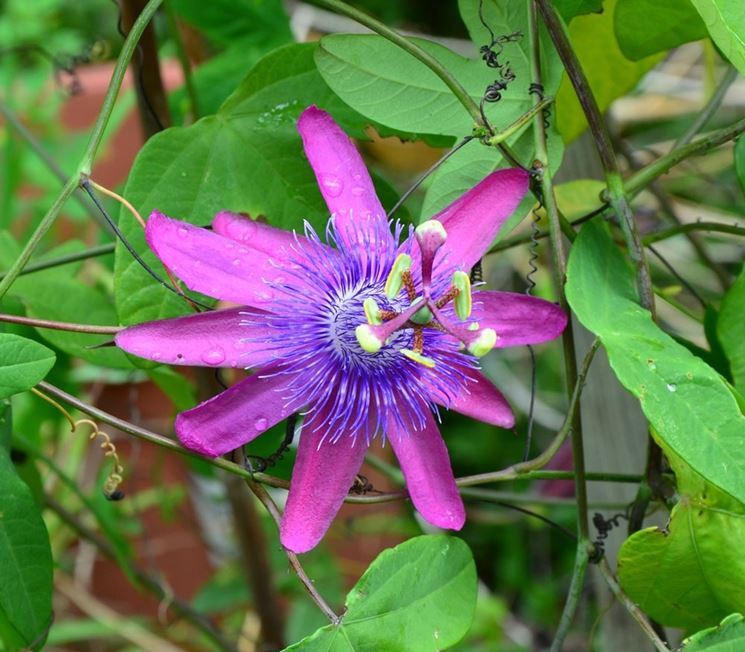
<box><xmin>354</xmin><ymin>219</ymin><xmax>498</xmax><ymax>366</ymax></box>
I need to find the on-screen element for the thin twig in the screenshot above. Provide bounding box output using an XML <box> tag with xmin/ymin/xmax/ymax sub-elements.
<box><xmin>673</xmin><ymin>66</ymin><xmax>738</xmax><ymax>149</ymax></box>
<box><xmin>550</xmin><ymin>543</ymin><xmax>590</xmax><ymax>651</ymax></box>
<box><xmin>0</xmin><ymin>243</ymin><xmax>115</xmax><ymax>282</ymax></box>
<box><xmin>245</xmin><ymin>478</ymin><xmax>341</xmax><ymax>625</ymax></box>
<box><xmin>0</xmin><ymin>313</ymin><xmax>121</xmax><ymax>334</ymax></box>
<box><xmin>596</xmin><ymin>558</ymin><xmax>670</xmax><ymax>652</ymax></box>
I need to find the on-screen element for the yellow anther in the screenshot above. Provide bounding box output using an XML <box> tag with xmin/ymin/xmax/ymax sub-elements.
<box><xmin>363</xmin><ymin>298</ymin><xmax>382</xmax><ymax>325</ymax></box>
<box><xmin>400</xmin><ymin>348</ymin><xmax>436</xmax><ymax>368</ymax></box>
<box><xmin>355</xmin><ymin>324</ymin><xmax>383</xmax><ymax>353</ymax></box>
<box><xmin>451</xmin><ymin>271</ymin><xmax>472</xmax><ymax>320</ymax></box>
<box><xmin>384</xmin><ymin>253</ymin><xmax>412</xmax><ymax>299</ymax></box>
<box><xmin>467</xmin><ymin>328</ymin><xmax>497</xmax><ymax>357</ymax></box>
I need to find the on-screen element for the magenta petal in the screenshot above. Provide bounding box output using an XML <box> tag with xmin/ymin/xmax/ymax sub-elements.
<box><xmin>471</xmin><ymin>291</ymin><xmax>567</xmax><ymax>347</ymax></box>
<box><xmin>146</xmin><ymin>212</ymin><xmax>285</xmax><ymax>309</ymax></box>
<box><xmin>425</xmin><ymin>365</ymin><xmax>514</xmax><ymax>428</ymax></box>
<box><xmin>297</xmin><ymin>106</ymin><xmax>392</xmax><ymax>249</ymax></box>
<box><xmin>176</xmin><ymin>373</ymin><xmax>289</xmax><ymax>457</ymax></box>
<box><xmin>115</xmin><ymin>307</ymin><xmax>274</xmax><ymax>368</ymax></box>
<box><xmin>280</xmin><ymin>419</ymin><xmax>368</xmax><ymax>553</ymax></box>
<box><xmin>213</xmin><ymin>211</ymin><xmax>303</xmax><ymax>255</ymax></box>
<box><xmin>387</xmin><ymin>409</ymin><xmax>465</xmax><ymax>530</ymax></box>
<box><xmin>433</xmin><ymin>168</ymin><xmax>530</xmax><ymax>270</ymax></box>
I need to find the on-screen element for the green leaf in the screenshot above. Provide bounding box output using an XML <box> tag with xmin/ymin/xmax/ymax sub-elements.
<box><xmin>286</xmin><ymin>535</ymin><xmax>476</xmax><ymax>651</ymax></box>
<box><xmin>20</xmin><ymin>278</ymin><xmax>132</xmax><ymax>369</ymax></box>
<box><xmin>115</xmin><ymin>42</ymin><xmax>373</xmax><ymax>326</ymax></box>
<box><xmin>0</xmin><ymin>334</ymin><xmax>55</xmax><ymax>400</ymax></box>
<box><xmin>554</xmin><ymin>0</ymin><xmax>604</xmax><ymax>20</ymax></box>
<box><xmin>565</xmin><ymin>221</ymin><xmax>745</xmax><ymax>503</ymax></box>
<box><xmin>615</xmin><ymin>0</ymin><xmax>707</xmax><ymax>60</ymax></box>
<box><xmin>718</xmin><ymin>264</ymin><xmax>745</xmax><ymax>390</ymax></box>
<box><xmin>556</xmin><ymin>0</ymin><xmax>664</xmax><ymax>142</ymax></box>
<box><xmin>317</xmin><ymin>21</ymin><xmax>552</xmax><ymax>142</ymax></box>
<box><xmin>618</xmin><ymin>448</ymin><xmax>745</xmax><ymax>630</ymax></box>
<box><xmin>689</xmin><ymin>0</ymin><xmax>745</xmax><ymax>76</ymax></box>
<box><xmin>0</xmin><ymin>402</ymin><xmax>53</xmax><ymax>650</ymax></box>
<box><xmin>682</xmin><ymin>613</ymin><xmax>745</xmax><ymax>651</ymax></box>
<box><xmin>148</xmin><ymin>366</ymin><xmax>196</xmax><ymax>412</ymax></box>
<box><xmin>420</xmin><ymin>0</ymin><xmax>565</xmax><ymax>226</ymax></box>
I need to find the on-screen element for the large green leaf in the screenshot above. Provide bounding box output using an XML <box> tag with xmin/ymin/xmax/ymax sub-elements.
<box><xmin>615</xmin><ymin>0</ymin><xmax>707</xmax><ymax>60</ymax></box>
<box><xmin>556</xmin><ymin>0</ymin><xmax>664</xmax><ymax>142</ymax></box>
<box><xmin>21</xmin><ymin>278</ymin><xmax>132</xmax><ymax>369</ymax></box>
<box><xmin>682</xmin><ymin>614</ymin><xmax>745</xmax><ymax>651</ymax></box>
<box><xmin>115</xmin><ymin>42</ymin><xmax>374</xmax><ymax>326</ymax></box>
<box><xmin>690</xmin><ymin>0</ymin><xmax>745</xmax><ymax>76</ymax></box>
<box><xmin>0</xmin><ymin>334</ymin><xmax>55</xmax><ymax>400</ymax></box>
<box><xmin>286</xmin><ymin>535</ymin><xmax>476</xmax><ymax>651</ymax></box>
<box><xmin>718</xmin><ymin>264</ymin><xmax>745</xmax><ymax>390</ymax></box>
<box><xmin>0</xmin><ymin>402</ymin><xmax>53</xmax><ymax>651</ymax></box>
<box><xmin>419</xmin><ymin>0</ymin><xmax>565</xmax><ymax>226</ymax></box>
<box><xmin>565</xmin><ymin>221</ymin><xmax>745</xmax><ymax>503</ymax></box>
<box><xmin>316</xmin><ymin>31</ymin><xmax>529</xmax><ymax>139</ymax></box>
<box><xmin>618</xmin><ymin>450</ymin><xmax>745</xmax><ymax>630</ymax></box>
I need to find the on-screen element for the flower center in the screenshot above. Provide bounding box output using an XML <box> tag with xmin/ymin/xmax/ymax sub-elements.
<box><xmin>355</xmin><ymin>220</ymin><xmax>498</xmax><ymax>366</ymax></box>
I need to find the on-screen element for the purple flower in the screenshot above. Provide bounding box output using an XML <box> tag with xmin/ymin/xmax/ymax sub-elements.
<box><xmin>116</xmin><ymin>106</ymin><xmax>567</xmax><ymax>553</ymax></box>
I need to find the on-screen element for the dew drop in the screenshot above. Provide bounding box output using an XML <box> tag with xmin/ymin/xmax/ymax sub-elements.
<box><xmin>254</xmin><ymin>417</ymin><xmax>268</xmax><ymax>431</ymax></box>
<box><xmin>647</xmin><ymin>360</ymin><xmax>656</xmax><ymax>370</ymax></box>
<box><xmin>667</xmin><ymin>383</ymin><xmax>677</xmax><ymax>392</ymax></box>
<box><xmin>224</xmin><ymin>242</ymin><xmax>234</xmax><ymax>250</ymax></box>
<box><xmin>201</xmin><ymin>347</ymin><xmax>226</xmax><ymax>365</ymax></box>
<box><xmin>351</xmin><ymin>186</ymin><xmax>365</xmax><ymax>197</ymax></box>
<box><xmin>151</xmin><ymin>351</ymin><xmax>162</xmax><ymax>360</ymax></box>
<box><xmin>177</xmin><ymin>226</ymin><xmax>189</xmax><ymax>238</ymax></box>
<box><xmin>232</xmin><ymin>258</ymin><xmax>241</xmax><ymax>266</ymax></box>
<box><xmin>257</xmin><ymin>290</ymin><xmax>274</xmax><ymax>301</ymax></box>
<box><xmin>321</xmin><ymin>174</ymin><xmax>343</xmax><ymax>197</ymax></box>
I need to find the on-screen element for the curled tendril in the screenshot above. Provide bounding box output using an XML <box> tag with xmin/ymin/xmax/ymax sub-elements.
<box><xmin>74</xmin><ymin>419</ymin><xmax>125</xmax><ymax>500</ymax></box>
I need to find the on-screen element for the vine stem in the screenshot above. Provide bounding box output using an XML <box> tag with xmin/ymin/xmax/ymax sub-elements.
<box><xmin>534</xmin><ymin>0</ymin><xmax>654</xmax><ymax>315</ymax></box>
<box><xmin>597</xmin><ymin>558</ymin><xmax>670</xmax><ymax>652</ymax></box>
<box><xmin>245</xmin><ymin>478</ymin><xmax>341</xmax><ymax>625</ymax></box>
<box><xmin>0</xmin><ymin>243</ymin><xmax>115</xmax><ymax>281</ymax></box>
<box><xmin>528</xmin><ymin>0</ymin><xmax>590</xmax><ymax>542</ymax></box>
<box><xmin>0</xmin><ymin>0</ymin><xmax>164</xmax><ymax>303</ymax></box>
<box><xmin>550</xmin><ymin>544</ymin><xmax>591</xmax><ymax>652</ymax></box>
<box><xmin>304</xmin><ymin>0</ymin><xmax>524</xmax><ymax>168</ymax></box>
<box><xmin>0</xmin><ymin>313</ymin><xmax>121</xmax><ymax>334</ymax></box>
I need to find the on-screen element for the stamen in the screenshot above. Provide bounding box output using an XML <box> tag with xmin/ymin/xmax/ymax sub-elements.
<box><xmin>363</xmin><ymin>297</ymin><xmax>382</xmax><ymax>325</ymax></box>
<box><xmin>451</xmin><ymin>271</ymin><xmax>472</xmax><ymax>319</ymax></box>
<box><xmin>384</xmin><ymin>253</ymin><xmax>412</xmax><ymax>299</ymax></box>
<box><xmin>415</xmin><ymin>220</ymin><xmax>447</xmax><ymax>293</ymax></box>
<box><xmin>466</xmin><ymin>328</ymin><xmax>498</xmax><ymax>357</ymax></box>
<box><xmin>401</xmin><ymin>348</ymin><xmax>436</xmax><ymax>368</ymax></box>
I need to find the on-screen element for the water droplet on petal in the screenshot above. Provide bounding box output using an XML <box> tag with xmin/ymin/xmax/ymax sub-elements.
<box><xmin>232</xmin><ymin>258</ymin><xmax>241</xmax><ymax>266</ymax></box>
<box><xmin>254</xmin><ymin>417</ymin><xmax>268</xmax><ymax>431</ymax></box>
<box><xmin>667</xmin><ymin>383</ymin><xmax>677</xmax><ymax>392</ymax></box>
<box><xmin>177</xmin><ymin>227</ymin><xmax>189</xmax><ymax>238</ymax></box>
<box><xmin>225</xmin><ymin>242</ymin><xmax>234</xmax><ymax>250</ymax></box>
<box><xmin>256</xmin><ymin>289</ymin><xmax>274</xmax><ymax>301</ymax></box>
<box><xmin>321</xmin><ymin>174</ymin><xmax>343</xmax><ymax>197</ymax></box>
<box><xmin>151</xmin><ymin>351</ymin><xmax>161</xmax><ymax>360</ymax></box>
<box><xmin>351</xmin><ymin>186</ymin><xmax>365</xmax><ymax>197</ymax></box>
<box><xmin>201</xmin><ymin>347</ymin><xmax>226</xmax><ymax>365</ymax></box>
